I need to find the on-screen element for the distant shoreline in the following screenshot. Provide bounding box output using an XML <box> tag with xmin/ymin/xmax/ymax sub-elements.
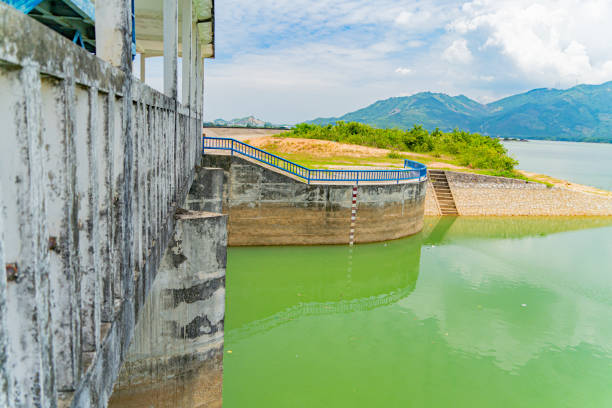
<box><xmin>202</xmin><ymin>125</ymin><xmax>292</xmax><ymax>130</ymax></box>
<box><xmin>502</xmin><ymin>138</ymin><xmax>612</xmax><ymax>145</ymax></box>
<box><xmin>202</xmin><ymin>125</ymin><xmax>612</xmax><ymax>144</ymax></box>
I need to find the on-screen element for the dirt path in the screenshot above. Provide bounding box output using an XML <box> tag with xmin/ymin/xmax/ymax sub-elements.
<box><xmin>203</xmin><ymin>127</ymin><xmax>288</xmax><ymax>141</ymax></box>
<box><xmin>248</xmin><ymin>137</ymin><xmax>469</xmax><ymax>170</ymax></box>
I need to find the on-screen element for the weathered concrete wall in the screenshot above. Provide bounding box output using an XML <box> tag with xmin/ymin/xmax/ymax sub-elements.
<box><xmin>200</xmin><ymin>155</ymin><xmax>427</xmax><ymax>245</ymax></box>
<box><xmin>0</xmin><ymin>5</ymin><xmax>202</xmax><ymax>407</ymax></box>
<box><xmin>109</xmin><ymin>211</ymin><xmax>227</xmax><ymax>408</ymax></box>
<box><xmin>424</xmin><ymin>170</ymin><xmax>612</xmax><ymax>216</ymax></box>
<box><xmin>186</xmin><ymin>166</ymin><xmax>224</xmax><ymax>213</ymax></box>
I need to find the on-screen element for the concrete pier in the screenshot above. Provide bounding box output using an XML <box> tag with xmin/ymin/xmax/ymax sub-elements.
<box><xmin>200</xmin><ymin>155</ymin><xmax>427</xmax><ymax>245</ymax></box>
<box><xmin>109</xmin><ymin>211</ymin><xmax>227</xmax><ymax>408</ymax></box>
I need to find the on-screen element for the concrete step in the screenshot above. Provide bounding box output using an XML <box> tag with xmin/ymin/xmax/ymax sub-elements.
<box><xmin>429</xmin><ymin>170</ymin><xmax>459</xmax><ymax>215</ymax></box>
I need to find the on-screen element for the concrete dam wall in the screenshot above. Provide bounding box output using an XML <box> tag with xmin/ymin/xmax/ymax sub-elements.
<box><xmin>199</xmin><ymin>155</ymin><xmax>428</xmax><ymax>246</ymax></box>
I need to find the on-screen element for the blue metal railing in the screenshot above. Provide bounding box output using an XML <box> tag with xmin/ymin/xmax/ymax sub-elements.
<box><xmin>202</xmin><ymin>137</ymin><xmax>428</xmax><ymax>184</ymax></box>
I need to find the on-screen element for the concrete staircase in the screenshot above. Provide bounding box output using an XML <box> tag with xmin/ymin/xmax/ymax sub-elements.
<box><xmin>429</xmin><ymin>170</ymin><xmax>459</xmax><ymax>215</ymax></box>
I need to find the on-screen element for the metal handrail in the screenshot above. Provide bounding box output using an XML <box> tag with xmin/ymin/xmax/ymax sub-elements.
<box><xmin>202</xmin><ymin>137</ymin><xmax>428</xmax><ymax>184</ymax></box>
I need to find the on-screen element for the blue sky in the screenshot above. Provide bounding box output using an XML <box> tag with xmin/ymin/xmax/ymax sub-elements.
<box><xmin>141</xmin><ymin>0</ymin><xmax>612</xmax><ymax>124</ymax></box>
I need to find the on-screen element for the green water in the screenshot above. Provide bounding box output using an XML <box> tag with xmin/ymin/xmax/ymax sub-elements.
<box><xmin>224</xmin><ymin>217</ymin><xmax>612</xmax><ymax>407</ymax></box>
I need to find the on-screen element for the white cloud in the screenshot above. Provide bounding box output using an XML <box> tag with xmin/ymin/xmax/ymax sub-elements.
<box><xmin>443</xmin><ymin>39</ymin><xmax>473</xmax><ymax>64</ymax></box>
<box><xmin>406</xmin><ymin>40</ymin><xmax>425</xmax><ymax>48</ymax></box>
<box><xmin>395</xmin><ymin>67</ymin><xmax>413</xmax><ymax>75</ymax></box>
<box><xmin>395</xmin><ymin>11</ymin><xmax>413</xmax><ymax>26</ymax></box>
<box><xmin>449</xmin><ymin>0</ymin><xmax>612</xmax><ymax>85</ymax></box>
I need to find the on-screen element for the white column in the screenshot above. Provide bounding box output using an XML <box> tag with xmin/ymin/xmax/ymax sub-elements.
<box><xmin>195</xmin><ymin>46</ymin><xmax>202</xmax><ymax>117</ymax></box>
<box><xmin>94</xmin><ymin>0</ymin><xmax>132</xmax><ymax>72</ymax></box>
<box><xmin>140</xmin><ymin>54</ymin><xmax>146</xmax><ymax>82</ymax></box>
<box><xmin>163</xmin><ymin>0</ymin><xmax>178</xmax><ymax>98</ymax></box>
<box><xmin>190</xmin><ymin>22</ymin><xmax>198</xmax><ymax>108</ymax></box>
<box><xmin>181</xmin><ymin>0</ymin><xmax>192</xmax><ymax>106</ymax></box>
<box><xmin>200</xmin><ymin>58</ymin><xmax>205</xmax><ymax>116</ymax></box>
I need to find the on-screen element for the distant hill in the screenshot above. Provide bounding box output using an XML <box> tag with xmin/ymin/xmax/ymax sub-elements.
<box><xmin>309</xmin><ymin>82</ymin><xmax>612</xmax><ymax>142</ymax></box>
<box><xmin>204</xmin><ymin>116</ymin><xmax>290</xmax><ymax>129</ymax></box>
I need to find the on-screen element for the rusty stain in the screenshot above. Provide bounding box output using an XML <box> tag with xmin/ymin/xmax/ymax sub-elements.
<box><xmin>48</xmin><ymin>236</ymin><xmax>60</xmax><ymax>253</ymax></box>
<box><xmin>6</xmin><ymin>263</ymin><xmax>18</xmax><ymax>282</ymax></box>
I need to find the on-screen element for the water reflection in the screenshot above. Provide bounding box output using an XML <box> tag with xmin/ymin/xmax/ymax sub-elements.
<box><xmin>404</xmin><ymin>217</ymin><xmax>612</xmax><ymax>373</ymax></box>
<box><xmin>226</xmin><ymin>231</ymin><xmax>423</xmax><ymax>338</ymax></box>
<box><xmin>227</xmin><ymin>216</ymin><xmax>612</xmax><ymax>338</ymax></box>
<box><xmin>225</xmin><ymin>216</ymin><xmax>612</xmax><ymax>408</ymax></box>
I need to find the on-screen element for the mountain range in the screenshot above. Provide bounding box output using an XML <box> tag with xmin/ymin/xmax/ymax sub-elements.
<box><xmin>309</xmin><ymin>82</ymin><xmax>612</xmax><ymax>142</ymax></box>
<box><xmin>204</xmin><ymin>116</ymin><xmax>289</xmax><ymax>129</ymax></box>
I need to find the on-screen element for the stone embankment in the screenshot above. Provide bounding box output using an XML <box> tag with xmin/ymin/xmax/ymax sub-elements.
<box><xmin>425</xmin><ymin>171</ymin><xmax>612</xmax><ymax>216</ymax></box>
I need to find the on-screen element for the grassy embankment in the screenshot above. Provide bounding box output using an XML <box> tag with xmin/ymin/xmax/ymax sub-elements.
<box><xmin>259</xmin><ymin>122</ymin><xmax>533</xmax><ymax>180</ymax></box>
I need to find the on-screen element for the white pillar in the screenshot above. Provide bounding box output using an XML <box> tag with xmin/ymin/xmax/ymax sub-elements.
<box><xmin>181</xmin><ymin>0</ymin><xmax>192</xmax><ymax>106</ymax></box>
<box><xmin>195</xmin><ymin>48</ymin><xmax>202</xmax><ymax>117</ymax></box>
<box><xmin>163</xmin><ymin>0</ymin><xmax>178</xmax><ymax>98</ymax></box>
<box><xmin>94</xmin><ymin>0</ymin><xmax>132</xmax><ymax>72</ymax></box>
<box><xmin>140</xmin><ymin>54</ymin><xmax>146</xmax><ymax>82</ymax></box>
<box><xmin>190</xmin><ymin>22</ymin><xmax>198</xmax><ymax>109</ymax></box>
<box><xmin>200</xmin><ymin>58</ymin><xmax>205</xmax><ymax>116</ymax></box>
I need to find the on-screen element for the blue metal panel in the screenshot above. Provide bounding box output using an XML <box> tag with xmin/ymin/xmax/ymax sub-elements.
<box><xmin>58</xmin><ymin>0</ymin><xmax>94</xmax><ymax>20</ymax></box>
<box><xmin>3</xmin><ymin>0</ymin><xmax>45</xmax><ymax>14</ymax></box>
<box><xmin>2</xmin><ymin>0</ymin><xmax>94</xmax><ymax>19</ymax></box>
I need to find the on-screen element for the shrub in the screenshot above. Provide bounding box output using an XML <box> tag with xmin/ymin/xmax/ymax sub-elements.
<box><xmin>285</xmin><ymin>122</ymin><xmax>518</xmax><ymax>174</ymax></box>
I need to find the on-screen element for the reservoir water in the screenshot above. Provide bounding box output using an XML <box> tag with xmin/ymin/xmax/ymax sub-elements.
<box><xmin>503</xmin><ymin>140</ymin><xmax>612</xmax><ymax>191</ymax></box>
<box><xmin>224</xmin><ymin>217</ymin><xmax>612</xmax><ymax>407</ymax></box>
